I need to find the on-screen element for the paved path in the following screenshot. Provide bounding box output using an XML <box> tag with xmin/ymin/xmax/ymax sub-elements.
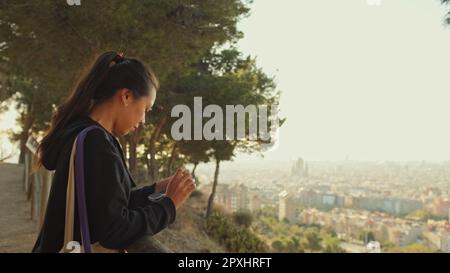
<box><xmin>0</xmin><ymin>163</ymin><xmax>38</xmax><ymax>252</ymax></box>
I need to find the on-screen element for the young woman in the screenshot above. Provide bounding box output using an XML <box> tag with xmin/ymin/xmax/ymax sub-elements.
<box><xmin>32</xmin><ymin>51</ymin><xmax>195</xmax><ymax>253</ymax></box>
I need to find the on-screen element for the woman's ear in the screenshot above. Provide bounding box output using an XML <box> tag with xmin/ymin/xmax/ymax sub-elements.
<box><xmin>119</xmin><ymin>88</ymin><xmax>133</xmax><ymax>107</ymax></box>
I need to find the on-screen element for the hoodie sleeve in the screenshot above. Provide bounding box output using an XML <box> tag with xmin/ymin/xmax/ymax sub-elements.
<box><xmin>83</xmin><ymin>129</ymin><xmax>176</xmax><ymax>250</ymax></box>
<box><xmin>129</xmin><ymin>184</ymin><xmax>157</xmax><ymax>209</ymax></box>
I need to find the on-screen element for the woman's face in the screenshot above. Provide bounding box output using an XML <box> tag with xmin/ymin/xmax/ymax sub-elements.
<box><xmin>114</xmin><ymin>88</ymin><xmax>156</xmax><ymax>135</ymax></box>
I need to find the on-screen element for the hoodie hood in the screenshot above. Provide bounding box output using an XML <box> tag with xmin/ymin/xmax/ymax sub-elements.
<box><xmin>42</xmin><ymin>116</ymin><xmax>100</xmax><ymax>170</ymax></box>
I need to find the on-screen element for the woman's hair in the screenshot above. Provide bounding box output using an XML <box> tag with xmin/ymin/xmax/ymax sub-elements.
<box><xmin>36</xmin><ymin>51</ymin><xmax>159</xmax><ymax>168</ymax></box>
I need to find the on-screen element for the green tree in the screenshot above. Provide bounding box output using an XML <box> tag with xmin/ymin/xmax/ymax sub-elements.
<box><xmin>442</xmin><ymin>0</ymin><xmax>450</xmax><ymax>23</ymax></box>
<box><xmin>271</xmin><ymin>240</ymin><xmax>285</xmax><ymax>252</ymax></box>
<box><xmin>301</xmin><ymin>228</ymin><xmax>322</xmax><ymax>252</ymax></box>
<box><xmin>358</xmin><ymin>231</ymin><xmax>375</xmax><ymax>244</ymax></box>
<box><xmin>322</xmin><ymin>236</ymin><xmax>342</xmax><ymax>253</ymax></box>
<box><xmin>173</xmin><ymin>49</ymin><xmax>281</xmax><ymax>218</ymax></box>
<box><xmin>206</xmin><ymin>211</ymin><xmax>268</xmax><ymax>252</ymax></box>
<box><xmin>405</xmin><ymin>209</ymin><xmax>433</xmax><ymax>221</ymax></box>
<box><xmin>390</xmin><ymin>244</ymin><xmax>435</xmax><ymax>253</ymax></box>
<box><xmin>0</xmin><ymin>1</ymin><xmax>251</xmax><ymax>171</ymax></box>
<box><xmin>380</xmin><ymin>240</ymin><xmax>396</xmax><ymax>252</ymax></box>
<box><xmin>232</xmin><ymin>211</ymin><xmax>253</xmax><ymax>228</ymax></box>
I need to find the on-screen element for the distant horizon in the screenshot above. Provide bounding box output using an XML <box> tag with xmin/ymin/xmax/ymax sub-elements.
<box><xmin>194</xmin><ymin>157</ymin><xmax>450</xmax><ymax>168</ymax></box>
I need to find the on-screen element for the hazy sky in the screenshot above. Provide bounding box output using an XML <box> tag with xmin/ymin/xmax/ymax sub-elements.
<box><xmin>3</xmin><ymin>1</ymin><xmax>450</xmax><ymax>163</ymax></box>
<box><xmin>235</xmin><ymin>0</ymin><xmax>450</xmax><ymax>161</ymax></box>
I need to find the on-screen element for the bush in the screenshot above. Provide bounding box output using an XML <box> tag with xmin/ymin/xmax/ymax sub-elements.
<box><xmin>206</xmin><ymin>211</ymin><xmax>268</xmax><ymax>253</ymax></box>
<box><xmin>232</xmin><ymin>211</ymin><xmax>253</xmax><ymax>228</ymax></box>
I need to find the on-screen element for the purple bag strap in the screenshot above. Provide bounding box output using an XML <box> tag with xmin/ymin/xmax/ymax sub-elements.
<box><xmin>74</xmin><ymin>125</ymin><xmax>105</xmax><ymax>253</ymax></box>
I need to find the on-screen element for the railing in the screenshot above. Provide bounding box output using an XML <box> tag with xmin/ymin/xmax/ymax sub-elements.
<box><xmin>23</xmin><ymin>136</ymin><xmax>171</xmax><ymax>253</ymax></box>
<box><xmin>24</xmin><ymin>137</ymin><xmax>52</xmax><ymax>231</ymax></box>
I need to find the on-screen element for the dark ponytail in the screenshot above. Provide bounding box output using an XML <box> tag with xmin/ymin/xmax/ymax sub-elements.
<box><xmin>36</xmin><ymin>51</ymin><xmax>159</xmax><ymax>169</ymax></box>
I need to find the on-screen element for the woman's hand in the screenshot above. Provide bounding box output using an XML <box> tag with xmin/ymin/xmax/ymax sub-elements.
<box><xmin>165</xmin><ymin>168</ymin><xmax>195</xmax><ymax>209</ymax></box>
<box><xmin>155</xmin><ymin>175</ymin><xmax>173</xmax><ymax>193</ymax></box>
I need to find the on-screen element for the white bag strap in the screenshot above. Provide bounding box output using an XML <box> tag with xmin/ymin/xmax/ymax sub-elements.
<box><xmin>61</xmin><ymin>136</ymin><xmax>120</xmax><ymax>253</ymax></box>
<box><xmin>63</xmin><ymin>138</ymin><xmax>79</xmax><ymax>252</ymax></box>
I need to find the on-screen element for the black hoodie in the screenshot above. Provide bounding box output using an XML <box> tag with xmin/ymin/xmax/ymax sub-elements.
<box><xmin>32</xmin><ymin>116</ymin><xmax>176</xmax><ymax>252</ymax></box>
